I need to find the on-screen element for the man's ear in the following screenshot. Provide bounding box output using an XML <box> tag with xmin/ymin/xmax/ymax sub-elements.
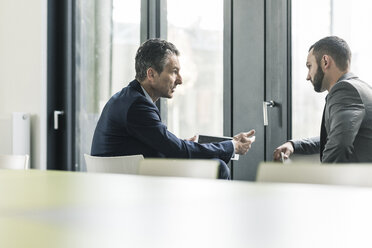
<box><xmin>146</xmin><ymin>67</ymin><xmax>156</xmax><ymax>82</ymax></box>
<box><xmin>323</xmin><ymin>55</ymin><xmax>331</xmax><ymax>69</ymax></box>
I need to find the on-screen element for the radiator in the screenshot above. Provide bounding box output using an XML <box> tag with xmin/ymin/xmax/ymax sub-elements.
<box><xmin>0</xmin><ymin>112</ymin><xmax>30</xmax><ymax>156</ymax></box>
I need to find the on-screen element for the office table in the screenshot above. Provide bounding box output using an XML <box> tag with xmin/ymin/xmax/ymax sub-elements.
<box><xmin>1</xmin><ymin>169</ymin><xmax>372</xmax><ymax>248</ymax></box>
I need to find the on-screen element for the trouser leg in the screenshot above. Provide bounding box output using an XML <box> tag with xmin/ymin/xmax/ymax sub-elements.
<box><xmin>216</xmin><ymin>159</ymin><xmax>230</xmax><ymax>180</ymax></box>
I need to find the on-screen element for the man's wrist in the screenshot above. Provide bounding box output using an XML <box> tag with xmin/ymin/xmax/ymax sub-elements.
<box><xmin>231</xmin><ymin>140</ymin><xmax>236</xmax><ymax>157</ymax></box>
<box><xmin>288</xmin><ymin>140</ymin><xmax>295</xmax><ymax>152</ymax></box>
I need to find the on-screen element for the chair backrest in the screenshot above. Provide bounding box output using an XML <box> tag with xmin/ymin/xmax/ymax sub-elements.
<box><xmin>84</xmin><ymin>154</ymin><xmax>144</xmax><ymax>174</ymax></box>
<box><xmin>256</xmin><ymin>162</ymin><xmax>372</xmax><ymax>187</ymax></box>
<box><xmin>139</xmin><ymin>158</ymin><xmax>219</xmax><ymax>179</ymax></box>
<box><xmin>0</xmin><ymin>154</ymin><xmax>29</xmax><ymax>170</ymax></box>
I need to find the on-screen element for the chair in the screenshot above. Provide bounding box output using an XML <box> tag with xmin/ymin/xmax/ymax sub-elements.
<box><xmin>139</xmin><ymin>158</ymin><xmax>219</xmax><ymax>179</ymax></box>
<box><xmin>0</xmin><ymin>154</ymin><xmax>29</xmax><ymax>170</ymax></box>
<box><xmin>256</xmin><ymin>162</ymin><xmax>372</xmax><ymax>187</ymax></box>
<box><xmin>84</xmin><ymin>154</ymin><xmax>144</xmax><ymax>174</ymax></box>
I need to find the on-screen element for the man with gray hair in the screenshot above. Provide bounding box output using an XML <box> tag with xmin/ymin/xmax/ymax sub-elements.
<box><xmin>274</xmin><ymin>36</ymin><xmax>372</xmax><ymax>163</ymax></box>
<box><xmin>91</xmin><ymin>38</ymin><xmax>255</xmax><ymax>179</ymax></box>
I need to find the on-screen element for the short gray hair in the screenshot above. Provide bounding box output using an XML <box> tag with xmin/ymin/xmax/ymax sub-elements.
<box><xmin>135</xmin><ymin>38</ymin><xmax>180</xmax><ymax>82</ymax></box>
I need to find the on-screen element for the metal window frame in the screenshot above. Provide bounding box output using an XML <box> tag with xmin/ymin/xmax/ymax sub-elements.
<box><xmin>47</xmin><ymin>0</ymin><xmax>292</xmax><ymax>175</ymax></box>
<box><xmin>47</xmin><ymin>0</ymin><xmax>76</xmax><ymax>171</ymax></box>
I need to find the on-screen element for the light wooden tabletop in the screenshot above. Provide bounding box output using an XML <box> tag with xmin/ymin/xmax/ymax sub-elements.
<box><xmin>1</xmin><ymin>169</ymin><xmax>372</xmax><ymax>248</ymax></box>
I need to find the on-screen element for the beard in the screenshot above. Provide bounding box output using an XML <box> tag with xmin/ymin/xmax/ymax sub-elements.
<box><xmin>313</xmin><ymin>65</ymin><xmax>324</xmax><ymax>92</ymax></box>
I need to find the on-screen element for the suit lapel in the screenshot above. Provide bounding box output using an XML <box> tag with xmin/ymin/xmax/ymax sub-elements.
<box><xmin>320</xmin><ymin>72</ymin><xmax>358</xmax><ymax>161</ymax></box>
<box><xmin>320</xmin><ymin>105</ymin><xmax>327</xmax><ymax>162</ymax></box>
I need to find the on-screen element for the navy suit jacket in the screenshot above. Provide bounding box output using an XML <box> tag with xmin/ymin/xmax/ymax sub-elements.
<box><xmin>91</xmin><ymin>80</ymin><xmax>234</xmax><ymax>164</ymax></box>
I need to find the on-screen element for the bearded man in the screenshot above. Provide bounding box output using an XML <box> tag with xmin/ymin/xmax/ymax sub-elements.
<box><xmin>274</xmin><ymin>36</ymin><xmax>372</xmax><ymax>163</ymax></box>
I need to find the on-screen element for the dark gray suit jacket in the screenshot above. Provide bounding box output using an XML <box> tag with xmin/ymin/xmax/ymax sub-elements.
<box><xmin>292</xmin><ymin>73</ymin><xmax>372</xmax><ymax>162</ymax></box>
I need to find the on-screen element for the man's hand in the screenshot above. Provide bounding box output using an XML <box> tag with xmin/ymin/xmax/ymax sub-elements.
<box><xmin>273</xmin><ymin>142</ymin><xmax>294</xmax><ymax>161</ymax></box>
<box><xmin>233</xmin><ymin>129</ymin><xmax>255</xmax><ymax>155</ymax></box>
<box><xmin>185</xmin><ymin>135</ymin><xmax>197</xmax><ymax>142</ymax></box>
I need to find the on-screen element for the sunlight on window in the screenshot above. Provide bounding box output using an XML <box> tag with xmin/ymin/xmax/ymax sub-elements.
<box><xmin>166</xmin><ymin>0</ymin><xmax>223</xmax><ymax>139</ymax></box>
<box><xmin>111</xmin><ymin>0</ymin><xmax>140</xmax><ymax>95</ymax></box>
<box><xmin>292</xmin><ymin>0</ymin><xmax>372</xmax><ymax>140</ymax></box>
<box><xmin>76</xmin><ymin>0</ymin><xmax>140</xmax><ymax>170</ymax></box>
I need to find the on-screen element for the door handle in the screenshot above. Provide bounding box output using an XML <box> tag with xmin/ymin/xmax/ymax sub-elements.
<box><xmin>263</xmin><ymin>101</ymin><xmax>275</xmax><ymax>126</ymax></box>
<box><xmin>54</xmin><ymin>110</ymin><xmax>64</xmax><ymax>130</ymax></box>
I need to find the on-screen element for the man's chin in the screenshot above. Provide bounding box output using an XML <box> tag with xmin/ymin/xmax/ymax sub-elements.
<box><xmin>313</xmin><ymin>86</ymin><xmax>321</xmax><ymax>93</ymax></box>
<box><xmin>168</xmin><ymin>91</ymin><xmax>175</xmax><ymax>98</ymax></box>
<box><xmin>313</xmin><ymin>82</ymin><xmax>323</xmax><ymax>93</ymax></box>
<box><xmin>315</xmin><ymin>88</ymin><xmax>326</xmax><ymax>93</ymax></box>
<box><xmin>313</xmin><ymin>85</ymin><xmax>326</xmax><ymax>93</ymax></box>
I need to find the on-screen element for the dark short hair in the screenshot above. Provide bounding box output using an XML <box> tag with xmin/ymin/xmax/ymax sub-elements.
<box><xmin>135</xmin><ymin>38</ymin><xmax>180</xmax><ymax>82</ymax></box>
<box><xmin>309</xmin><ymin>36</ymin><xmax>351</xmax><ymax>71</ymax></box>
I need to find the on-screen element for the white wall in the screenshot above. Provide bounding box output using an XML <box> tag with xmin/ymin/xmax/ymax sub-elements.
<box><xmin>0</xmin><ymin>0</ymin><xmax>46</xmax><ymax>169</ymax></box>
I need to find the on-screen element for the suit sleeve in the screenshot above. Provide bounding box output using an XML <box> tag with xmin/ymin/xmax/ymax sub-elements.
<box><xmin>126</xmin><ymin>98</ymin><xmax>234</xmax><ymax>163</ymax></box>
<box><xmin>322</xmin><ymin>82</ymin><xmax>365</xmax><ymax>162</ymax></box>
<box><xmin>291</xmin><ymin>136</ymin><xmax>320</xmax><ymax>154</ymax></box>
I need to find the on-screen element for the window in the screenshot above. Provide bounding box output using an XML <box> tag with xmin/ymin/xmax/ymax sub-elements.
<box><xmin>166</xmin><ymin>0</ymin><xmax>224</xmax><ymax>139</ymax></box>
<box><xmin>292</xmin><ymin>0</ymin><xmax>372</xmax><ymax>139</ymax></box>
<box><xmin>75</xmin><ymin>0</ymin><xmax>140</xmax><ymax>170</ymax></box>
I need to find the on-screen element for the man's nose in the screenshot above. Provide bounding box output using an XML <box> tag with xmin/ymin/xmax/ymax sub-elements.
<box><xmin>306</xmin><ymin>73</ymin><xmax>311</xmax><ymax>81</ymax></box>
<box><xmin>177</xmin><ymin>74</ymin><xmax>182</xmax><ymax>84</ymax></box>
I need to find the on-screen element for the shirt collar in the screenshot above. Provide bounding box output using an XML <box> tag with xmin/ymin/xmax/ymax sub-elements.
<box><xmin>140</xmin><ymin>85</ymin><xmax>154</xmax><ymax>103</ymax></box>
<box><xmin>336</xmin><ymin>72</ymin><xmax>357</xmax><ymax>82</ymax></box>
<box><xmin>325</xmin><ymin>72</ymin><xmax>358</xmax><ymax>101</ymax></box>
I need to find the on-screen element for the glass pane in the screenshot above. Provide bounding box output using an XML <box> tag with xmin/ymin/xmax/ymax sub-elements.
<box><xmin>75</xmin><ymin>0</ymin><xmax>140</xmax><ymax>170</ymax></box>
<box><xmin>292</xmin><ymin>0</ymin><xmax>372</xmax><ymax>139</ymax></box>
<box><xmin>166</xmin><ymin>0</ymin><xmax>224</xmax><ymax>139</ymax></box>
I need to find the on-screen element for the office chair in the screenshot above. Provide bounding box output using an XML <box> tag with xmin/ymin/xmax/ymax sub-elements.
<box><xmin>84</xmin><ymin>154</ymin><xmax>144</xmax><ymax>175</ymax></box>
<box><xmin>139</xmin><ymin>158</ymin><xmax>219</xmax><ymax>179</ymax></box>
<box><xmin>256</xmin><ymin>162</ymin><xmax>372</xmax><ymax>187</ymax></box>
<box><xmin>0</xmin><ymin>154</ymin><xmax>30</xmax><ymax>170</ymax></box>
